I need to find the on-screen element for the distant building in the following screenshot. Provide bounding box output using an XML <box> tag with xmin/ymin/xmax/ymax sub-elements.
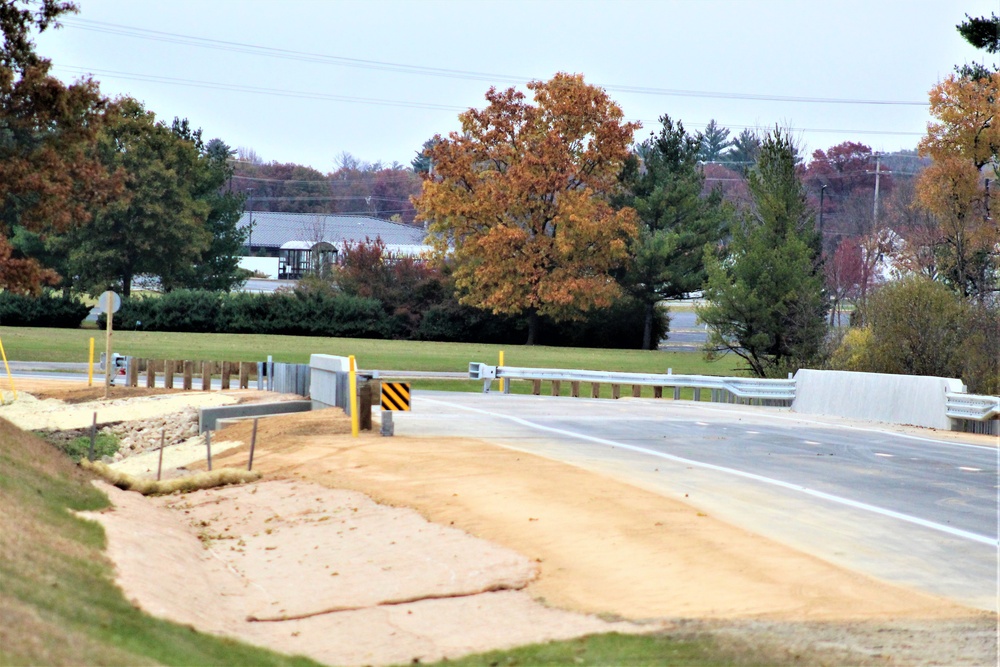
<box><xmin>237</xmin><ymin>211</ymin><xmax>431</xmax><ymax>279</ymax></box>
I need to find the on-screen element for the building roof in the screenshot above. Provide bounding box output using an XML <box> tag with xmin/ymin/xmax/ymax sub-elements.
<box><xmin>240</xmin><ymin>211</ymin><xmax>428</xmax><ymax>249</ymax></box>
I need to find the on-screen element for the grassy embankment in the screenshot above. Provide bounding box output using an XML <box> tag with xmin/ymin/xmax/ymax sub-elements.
<box><xmin>2</xmin><ymin>326</ymin><xmax>744</xmax><ymax>399</ymax></box>
<box><xmin>0</xmin><ymin>419</ymin><xmax>324</xmax><ymax>666</ymax></box>
<box><xmin>1</xmin><ymin>420</ymin><xmax>800</xmax><ymax>666</ymax></box>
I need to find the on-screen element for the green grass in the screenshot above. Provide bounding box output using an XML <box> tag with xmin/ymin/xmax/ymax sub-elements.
<box><xmin>1</xmin><ymin>326</ymin><xmax>744</xmax><ymax>379</ymax></box>
<box><xmin>409</xmin><ymin>629</ymin><xmax>804</xmax><ymax>667</ymax></box>
<box><xmin>0</xmin><ymin>420</ymin><xmax>324</xmax><ymax>667</ymax></box>
<box><xmin>53</xmin><ymin>432</ymin><xmax>120</xmax><ymax>462</ymax></box>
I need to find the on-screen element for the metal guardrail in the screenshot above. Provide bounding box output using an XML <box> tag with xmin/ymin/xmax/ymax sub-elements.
<box><xmin>468</xmin><ymin>363</ymin><xmax>796</xmax><ymax>403</ymax></box>
<box><xmin>945</xmin><ymin>392</ymin><xmax>1000</xmax><ymax>422</ymax></box>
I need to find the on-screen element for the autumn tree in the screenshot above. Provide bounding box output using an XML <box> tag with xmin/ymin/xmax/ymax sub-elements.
<box><xmin>915</xmin><ymin>70</ymin><xmax>999</xmax><ymax>298</ymax></box>
<box><xmin>617</xmin><ymin>115</ymin><xmax>728</xmax><ymax>349</ymax></box>
<box><xmin>0</xmin><ymin>0</ymin><xmax>118</xmax><ymax>293</ymax></box>
<box><xmin>413</xmin><ymin>73</ymin><xmax>640</xmax><ymax>344</ymax></box>
<box><xmin>698</xmin><ymin>128</ymin><xmax>827</xmax><ymax>377</ymax></box>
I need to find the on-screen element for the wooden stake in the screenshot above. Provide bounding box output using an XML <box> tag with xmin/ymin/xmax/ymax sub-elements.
<box><xmin>248</xmin><ymin>419</ymin><xmax>258</xmax><ymax>471</ymax></box>
<box><xmin>157</xmin><ymin>429</ymin><xmax>165</xmax><ymax>481</ymax></box>
<box><xmin>88</xmin><ymin>412</ymin><xmax>97</xmax><ymax>462</ymax></box>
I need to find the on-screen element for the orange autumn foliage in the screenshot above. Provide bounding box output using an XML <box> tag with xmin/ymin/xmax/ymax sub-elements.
<box><xmin>413</xmin><ymin>73</ymin><xmax>640</xmax><ymax>331</ymax></box>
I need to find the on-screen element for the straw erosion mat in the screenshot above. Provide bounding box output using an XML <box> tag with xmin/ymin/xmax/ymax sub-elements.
<box><xmin>4</xmin><ymin>381</ymin><xmax>997</xmax><ymax>666</ymax></box>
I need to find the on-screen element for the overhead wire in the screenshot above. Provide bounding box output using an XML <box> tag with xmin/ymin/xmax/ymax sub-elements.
<box><xmin>59</xmin><ymin>18</ymin><xmax>929</xmax><ymax>107</ymax></box>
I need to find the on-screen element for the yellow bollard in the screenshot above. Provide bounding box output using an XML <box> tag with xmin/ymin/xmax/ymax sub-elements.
<box><xmin>0</xmin><ymin>337</ymin><xmax>16</xmax><ymax>402</ymax></box>
<box><xmin>498</xmin><ymin>350</ymin><xmax>505</xmax><ymax>393</ymax></box>
<box><xmin>348</xmin><ymin>355</ymin><xmax>359</xmax><ymax>438</ymax></box>
<box><xmin>88</xmin><ymin>337</ymin><xmax>94</xmax><ymax>387</ymax></box>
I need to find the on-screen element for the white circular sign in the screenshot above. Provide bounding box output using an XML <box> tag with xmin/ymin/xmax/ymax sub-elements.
<box><xmin>98</xmin><ymin>290</ymin><xmax>121</xmax><ymax>314</ymax></box>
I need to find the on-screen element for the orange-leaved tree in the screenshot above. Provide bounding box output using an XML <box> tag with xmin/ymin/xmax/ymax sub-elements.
<box><xmin>915</xmin><ymin>71</ymin><xmax>1000</xmax><ymax>298</ymax></box>
<box><xmin>413</xmin><ymin>73</ymin><xmax>640</xmax><ymax>344</ymax></box>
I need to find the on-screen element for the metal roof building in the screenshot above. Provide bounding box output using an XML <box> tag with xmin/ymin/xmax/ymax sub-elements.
<box><xmin>238</xmin><ymin>211</ymin><xmax>430</xmax><ymax>252</ymax></box>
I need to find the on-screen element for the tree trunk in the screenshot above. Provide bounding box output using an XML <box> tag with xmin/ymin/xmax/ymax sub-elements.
<box><xmin>642</xmin><ymin>301</ymin><xmax>655</xmax><ymax>350</ymax></box>
<box><xmin>525</xmin><ymin>310</ymin><xmax>540</xmax><ymax>345</ymax></box>
<box><xmin>122</xmin><ymin>273</ymin><xmax>132</xmax><ymax>298</ymax></box>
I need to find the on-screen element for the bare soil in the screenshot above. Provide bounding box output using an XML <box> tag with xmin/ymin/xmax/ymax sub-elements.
<box><xmin>11</xmin><ymin>381</ymin><xmax>999</xmax><ymax>666</ymax></box>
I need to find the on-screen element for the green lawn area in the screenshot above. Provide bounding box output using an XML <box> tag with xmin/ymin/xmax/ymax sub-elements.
<box><xmin>2</xmin><ymin>326</ymin><xmax>745</xmax><ymax>379</ymax></box>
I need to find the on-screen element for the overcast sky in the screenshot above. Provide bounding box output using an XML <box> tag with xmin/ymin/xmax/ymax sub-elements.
<box><xmin>37</xmin><ymin>0</ymin><xmax>998</xmax><ymax>172</ymax></box>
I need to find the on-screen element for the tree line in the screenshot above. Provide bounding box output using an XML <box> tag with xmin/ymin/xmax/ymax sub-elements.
<box><xmin>3</xmin><ymin>2</ymin><xmax>996</xmax><ymax>389</ymax></box>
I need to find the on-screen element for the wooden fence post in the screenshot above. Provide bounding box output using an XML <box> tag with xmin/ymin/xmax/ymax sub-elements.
<box><xmin>127</xmin><ymin>359</ymin><xmax>138</xmax><ymax>387</ymax></box>
<box><xmin>221</xmin><ymin>361</ymin><xmax>231</xmax><ymax>390</ymax></box>
<box><xmin>183</xmin><ymin>361</ymin><xmax>193</xmax><ymax>390</ymax></box>
<box><xmin>239</xmin><ymin>362</ymin><xmax>250</xmax><ymax>389</ymax></box>
<box><xmin>359</xmin><ymin>383</ymin><xmax>372</xmax><ymax>431</ymax></box>
<box><xmin>164</xmin><ymin>360</ymin><xmax>174</xmax><ymax>389</ymax></box>
<box><xmin>146</xmin><ymin>359</ymin><xmax>155</xmax><ymax>388</ymax></box>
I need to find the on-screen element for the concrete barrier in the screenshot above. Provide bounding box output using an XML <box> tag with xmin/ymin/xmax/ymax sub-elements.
<box><xmin>199</xmin><ymin>400</ymin><xmax>313</xmax><ymax>432</ymax></box>
<box><xmin>310</xmin><ymin>354</ymin><xmax>350</xmax><ymax>411</ymax></box>
<box><xmin>792</xmin><ymin>369</ymin><xmax>965</xmax><ymax>430</ymax></box>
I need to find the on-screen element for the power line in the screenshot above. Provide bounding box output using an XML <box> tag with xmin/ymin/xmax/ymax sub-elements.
<box><xmin>60</xmin><ymin>18</ymin><xmax>929</xmax><ymax>107</ymax></box>
<box><xmin>54</xmin><ymin>64</ymin><xmax>927</xmax><ymax>140</ymax></box>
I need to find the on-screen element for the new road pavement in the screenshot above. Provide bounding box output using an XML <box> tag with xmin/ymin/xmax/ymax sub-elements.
<box><xmin>392</xmin><ymin>391</ymin><xmax>999</xmax><ymax>612</ymax></box>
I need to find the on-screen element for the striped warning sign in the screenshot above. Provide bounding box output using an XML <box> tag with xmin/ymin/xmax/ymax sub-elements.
<box><xmin>380</xmin><ymin>382</ymin><xmax>411</xmax><ymax>411</ymax></box>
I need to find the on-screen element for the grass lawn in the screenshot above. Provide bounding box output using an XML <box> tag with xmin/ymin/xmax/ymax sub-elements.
<box><xmin>3</xmin><ymin>326</ymin><xmax>745</xmax><ymax>385</ymax></box>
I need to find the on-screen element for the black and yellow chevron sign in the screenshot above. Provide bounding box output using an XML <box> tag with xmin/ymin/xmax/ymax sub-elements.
<box><xmin>380</xmin><ymin>382</ymin><xmax>411</xmax><ymax>411</ymax></box>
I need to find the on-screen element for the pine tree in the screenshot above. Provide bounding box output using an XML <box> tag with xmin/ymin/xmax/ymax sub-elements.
<box><xmin>698</xmin><ymin>129</ymin><xmax>827</xmax><ymax>377</ymax></box>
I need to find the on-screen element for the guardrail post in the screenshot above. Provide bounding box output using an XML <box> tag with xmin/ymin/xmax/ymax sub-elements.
<box><xmin>571</xmin><ymin>381</ymin><xmax>580</xmax><ymax>398</ymax></box>
<box><xmin>611</xmin><ymin>384</ymin><xmax>620</xmax><ymax>399</ymax></box>
<box><xmin>165</xmin><ymin>360</ymin><xmax>174</xmax><ymax>389</ymax></box>
<box><xmin>673</xmin><ymin>386</ymin><xmax>681</xmax><ymax>400</ymax></box>
<box><xmin>183</xmin><ymin>361</ymin><xmax>193</xmax><ymax>390</ymax></box>
<box><xmin>532</xmin><ymin>379</ymin><xmax>541</xmax><ymax>395</ymax></box>
<box><xmin>591</xmin><ymin>383</ymin><xmax>600</xmax><ymax>398</ymax></box>
<box><xmin>654</xmin><ymin>386</ymin><xmax>662</xmax><ymax>399</ymax></box>
<box><xmin>126</xmin><ymin>357</ymin><xmax>138</xmax><ymax>387</ymax></box>
<box><xmin>551</xmin><ymin>380</ymin><xmax>561</xmax><ymax>396</ymax></box>
<box><xmin>239</xmin><ymin>361</ymin><xmax>250</xmax><ymax>389</ymax></box>
<box><xmin>693</xmin><ymin>388</ymin><xmax>701</xmax><ymax>402</ymax></box>
<box><xmin>146</xmin><ymin>359</ymin><xmax>155</xmax><ymax>388</ymax></box>
<box><xmin>220</xmin><ymin>361</ymin><xmax>231</xmax><ymax>390</ymax></box>
<box><xmin>201</xmin><ymin>361</ymin><xmax>212</xmax><ymax>391</ymax></box>
<box><xmin>632</xmin><ymin>385</ymin><xmax>641</xmax><ymax>398</ymax></box>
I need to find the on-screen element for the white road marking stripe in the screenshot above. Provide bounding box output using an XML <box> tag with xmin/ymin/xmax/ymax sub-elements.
<box><xmin>424</xmin><ymin>397</ymin><xmax>998</xmax><ymax>547</ymax></box>
<box><xmin>804</xmin><ymin>440</ymin><xmax>821</xmax><ymax>445</ymax></box>
<box><xmin>959</xmin><ymin>466</ymin><xmax>982</xmax><ymax>472</ymax></box>
<box><xmin>875</xmin><ymin>453</ymin><xmax>894</xmax><ymax>458</ymax></box>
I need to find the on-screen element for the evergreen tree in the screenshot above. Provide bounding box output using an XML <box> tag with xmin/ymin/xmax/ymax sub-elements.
<box><xmin>956</xmin><ymin>12</ymin><xmax>999</xmax><ymax>79</ymax></box>
<box><xmin>698</xmin><ymin>128</ymin><xmax>827</xmax><ymax>377</ymax></box>
<box><xmin>726</xmin><ymin>128</ymin><xmax>761</xmax><ymax>174</ymax></box>
<box><xmin>618</xmin><ymin>115</ymin><xmax>728</xmax><ymax>349</ymax></box>
<box><xmin>696</xmin><ymin>119</ymin><xmax>732</xmax><ymax>163</ymax></box>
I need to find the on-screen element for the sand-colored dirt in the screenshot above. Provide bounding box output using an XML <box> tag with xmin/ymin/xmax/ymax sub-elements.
<box><xmin>12</xmin><ymin>381</ymin><xmax>997</xmax><ymax>665</ymax></box>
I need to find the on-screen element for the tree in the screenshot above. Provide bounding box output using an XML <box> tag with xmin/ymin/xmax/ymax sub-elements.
<box><xmin>0</xmin><ymin>0</ymin><xmax>118</xmax><ymax>293</ymax></box>
<box><xmin>698</xmin><ymin>128</ymin><xmax>827</xmax><ymax>377</ymax></box>
<box><xmin>956</xmin><ymin>12</ymin><xmax>999</xmax><ymax>80</ymax></box>
<box><xmin>413</xmin><ymin>73</ymin><xmax>640</xmax><ymax>344</ymax></box>
<box><xmin>726</xmin><ymin>128</ymin><xmax>761</xmax><ymax>175</ymax></box>
<box><xmin>617</xmin><ymin>115</ymin><xmax>728</xmax><ymax>349</ymax></box>
<box><xmin>64</xmin><ymin>98</ymin><xmax>243</xmax><ymax>296</ymax></box>
<box><xmin>696</xmin><ymin>119</ymin><xmax>732</xmax><ymax>163</ymax></box>
<box><xmin>411</xmin><ymin>137</ymin><xmax>439</xmax><ymax>174</ymax></box>
<box><xmin>915</xmin><ymin>71</ymin><xmax>1000</xmax><ymax>298</ymax></box>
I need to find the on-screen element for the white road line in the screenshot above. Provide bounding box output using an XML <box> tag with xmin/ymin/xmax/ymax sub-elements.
<box><xmin>875</xmin><ymin>453</ymin><xmax>894</xmax><ymax>458</ymax></box>
<box><xmin>959</xmin><ymin>466</ymin><xmax>983</xmax><ymax>472</ymax></box>
<box><xmin>423</xmin><ymin>397</ymin><xmax>998</xmax><ymax>547</ymax></box>
<box><xmin>804</xmin><ymin>440</ymin><xmax>821</xmax><ymax>445</ymax></box>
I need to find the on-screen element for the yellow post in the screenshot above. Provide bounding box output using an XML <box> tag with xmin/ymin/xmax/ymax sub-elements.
<box><xmin>0</xmin><ymin>337</ymin><xmax>16</xmax><ymax>402</ymax></box>
<box><xmin>348</xmin><ymin>355</ymin><xmax>359</xmax><ymax>438</ymax></box>
<box><xmin>498</xmin><ymin>350</ymin><xmax>505</xmax><ymax>393</ymax></box>
<box><xmin>88</xmin><ymin>337</ymin><xmax>94</xmax><ymax>387</ymax></box>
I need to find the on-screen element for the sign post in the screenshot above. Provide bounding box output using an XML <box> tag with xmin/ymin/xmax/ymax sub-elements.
<box><xmin>98</xmin><ymin>290</ymin><xmax>121</xmax><ymax>399</ymax></box>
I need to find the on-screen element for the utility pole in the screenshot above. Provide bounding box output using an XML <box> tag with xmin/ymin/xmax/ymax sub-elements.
<box><xmin>867</xmin><ymin>153</ymin><xmax>892</xmax><ymax>227</ymax></box>
<box><xmin>819</xmin><ymin>184</ymin><xmax>828</xmax><ymax>252</ymax></box>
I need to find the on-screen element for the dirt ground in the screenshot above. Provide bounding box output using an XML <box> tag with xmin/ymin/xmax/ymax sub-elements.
<box><xmin>9</xmin><ymin>381</ymin><xmax>999</xmax><ymax>666</ymax></box>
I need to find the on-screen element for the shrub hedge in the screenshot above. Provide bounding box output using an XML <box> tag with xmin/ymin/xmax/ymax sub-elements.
<box><xmin>0</xmin><ymin>291</ymin><xmax>91</xmax><ymax>328</ymax></box>
<box><xmin>93</xmin><ymin>289</ymin><xmax>668</xmax><ymax>349</ymax></box>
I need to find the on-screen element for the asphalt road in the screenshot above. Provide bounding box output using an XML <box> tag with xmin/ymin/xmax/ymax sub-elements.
<box><xmin>394</xmin><ymin>391</ymin><xmax>1000</xmax><ymax>612</ymax></box>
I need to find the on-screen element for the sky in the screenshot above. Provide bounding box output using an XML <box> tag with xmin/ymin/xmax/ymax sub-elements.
<box><xmin>36</xmin><ymin>0</ymin><xmax>999</xmax><ymax>173</ymax></box>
